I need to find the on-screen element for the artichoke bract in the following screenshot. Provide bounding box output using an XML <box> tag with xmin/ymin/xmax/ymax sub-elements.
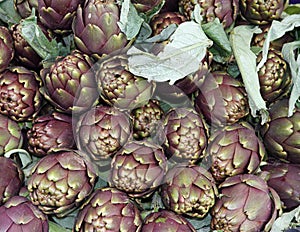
<box><xmin>75</xmin><ymin>105</ymin><xmax>131</xmax><ymax>170</ymax></box>
<box><xmin>178</xmin><ymin>0</ymin><xmax>239</xmax><ymax>28</ymax></box>
<box><xmin>0</xmin><ymin>157</ymin><xmax>24</xmax><ymax>205</ymax></box>
<box><xmin>131</xmin><ymin>0</ymin><xmax>163</xmax><ymax>13</ymax></box>
<box><xmin>211</xmin><ymin>174</ymin><xmax>282</xmax><ymax>232</ymax></box>
<box><xmin>0</xmin><ymin>113</ymin><xmax>23</xmax><ymax>155</ymax></box>
<box><xmin>138</xmin><ymin>209</ymin><xmax>196</xmax><ymax>232</ymax></box>
<box><xmin>194</xmin><ymin>71</ymin><xmax>249</xmax><ymax>128</ymax></box>
<box><xmin>96</xmin><ymin>54</ymin><xmax>155</xmax><ymax>110</ymax></box>
<box><xmin>207</xmin><ymin>121</ymin><xmax>266</xmax><ymax>182</ymax></box>
<box><xmin>27</xmin><ymin>149</ymin><xmax>97</xmax><ymax>217</ymax></box>
<box><xmin>0</xmin><ymin>196</ymin><xmax>48</xmax><ymax>232</ymax></box>
<box><xmin>72</xmin><ymin>0</ymin><xmax>127</xmax><ymax>57</ymax></box>
<box><xmin>163</xmin><ymin>107</ymin><xmax>208</xmax><ymax>164</ymax></box>
<box><xmin>14</xmin><ymin>0</ymin><xmax>38</xmax><ymax>18</ymax></box>
<box><xmin>0</xmin><ymin>66</ymin><xmax>43</xmax><ymax>122</ymax></box>
<box><xmin>27</xmin><ymin>112</ymin><xmax>76</xmax><ymax>157</ymax></box>
<box><xmin>74</xmin><ymin>187</ymin><xmax>142</xmax><ymax>231</ymax></box>
<box><xmin>150</xmin><ymin>12</ymin><xmax>186</xmax><ymax>36</ymax></box>
<box><xmin>257</xmin><ymin>48</ymin><xmax>292</xmax><ymax>104</ymax></box>
<box><xmin>262</xmin><ymin>161</ymin><xmax>300</xmax><ymax>211</ymax></box>
<box><xmin>131</xmin><ymin>99</ymin><xmax>164</xmax><ymax>142</ymax></box>
<box><xmin>109</xmin><ymin>140</ymin><xmax>167</xmax><ymax>198</ymax></box>
<box><xmin>240</xmin><ymin>0</ymin><xmax>285</xmax><ymax>25</ymax></box>
<box><xmin>40</xmin><ymin>50</ymin><xmax>98</xmax><ymax>114</ymax></box>
<box><xmin>161</xmin><ymin>163</ymin><xmax>217</xmax><ymax>219</ymax></box>
<box><xmin>38</xmin><ymin>0</ymin><xmax>84</xmax><ymax>33</ymax></box>
<box><xmin>0</xmin><ymin>26</ymin><xmax>14</xmax><ymax>73</ymax></box>
<box><xmin>260</xmin><ymin>99</ymin><xmax>300</xmax><ymax>163</ymax></box>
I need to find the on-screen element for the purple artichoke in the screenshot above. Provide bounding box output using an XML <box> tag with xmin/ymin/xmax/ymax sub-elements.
<box><xmin>74</xmin><ymin>187</ymin><xmax>142</xmax><ymax>231</ymax></box>
<box><xmin>0</xmin><ymin>196</ymin><xmax>48</xmax><ymax>231</ymax></box>
<box><xmin>27</xmin><ymin>112</ymin><xmax>76</xmax><ymax>157</ymax></box>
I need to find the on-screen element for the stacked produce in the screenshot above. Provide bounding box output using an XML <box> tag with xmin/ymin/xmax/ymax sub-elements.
<box><xmin>0</xmin><ymin>0</ymin><xmax>299</xmax><ymax>231</ymax></box>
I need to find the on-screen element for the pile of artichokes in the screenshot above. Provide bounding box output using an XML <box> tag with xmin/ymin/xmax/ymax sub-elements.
<box><xmin>0</xmin><ymin>0</ymin><xmax>299</xmax><ymax>231</ymax></box>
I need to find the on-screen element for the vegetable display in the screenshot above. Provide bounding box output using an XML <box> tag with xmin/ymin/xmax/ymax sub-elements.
<box><xmin>0</xmin><ymin>0</ymin><xmax>299</xmax><ymax>231</ymax></box>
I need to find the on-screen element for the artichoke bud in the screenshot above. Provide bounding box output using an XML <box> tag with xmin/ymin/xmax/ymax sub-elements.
<box><xmin>109</xmin><ymin>140</ymin><xmax>168</xmax><ymax>198</ymax></box>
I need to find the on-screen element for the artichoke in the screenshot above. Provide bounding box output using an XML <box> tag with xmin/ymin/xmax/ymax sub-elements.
<box><xmin>74</xmin><ymin>187</ymin><xmax>142</xmax><ymax>231</ymax></box>
<box><xmin>75</xmin><ymin>105</ymin><xmax>131</xmax><ymax>171</ymax></box>
<box><xmin>240</xmin><ymin>0</ymin><xmax>285</xmax><ymax>25</ymax></box>
<box><xmin>0</xmin><ymin>26</ymin><xmax>14</xmax><ymax>73</ymax></box>
<box><xmin>178</xmin><ymin>0</ymin><xmax>239</xmax><ymax>28</ymax></box>
<box><xmin>109</xmin><ymin>140</ymin><xmax>168</xmax><ymax>198</ymax></box>
<box><xmin>72</xmin><ymin>0</ymin><xmax>128</xmax><ymax>57</ymax></box>
<box><xmin>95</xmin><ymin>54</ymin><xmax>155</xmax><ymax>110</ymax></box>
<box><xmin>175</xmin><ymin>51</ymin><xmax>212</xmax><ymax>95</ymax></box>
<box><xmin>0</xmin><ymin>113</ymin><xmax>23</xmax><ymax>156</ymax></box>
<box><xmin>10</xmin><ymin>23</ymin><xmax>48</xmax><ymax>70</ymax></box>
<box><xmin>257</xmin><ymin>48</ymin><xmax>292</xmax><ymax>104</ymax></box>
<box><xmin>207</xmin><ymin>121</ymin><xmax>266</xmax><ymax>182</ymax></box>
<box><xmin>211</xmin><ymin>174</ymin><xmax>282</xmax><ymax>232</ymax></box>
<box><xmin>0</xmin><ymin>157</ymin><xmax>24</xmax><ymax>205</ymax></box>
<box><xmin>0</xmin><ymin>66</ymin><xmax>43</xmax><ymax>122</ymax></box>
<box><xmin>0</xmin><ymin>196</ymin><xmax>48</xmax><ymax>232</ymax></box>
<box><xmin>194</xmin><ymin>71</ymin><xmax>249</xmax><ymax>128</ymax></box>
<box><xmin>14</xmin><ymin>0</ymin><xmax>38</xmax><ymax>18</ymax></box>
<box><xmin>40</xmin><ymin>50</ymin><xmax>98</xmax><ymax>114</ymax></box>
<box><xmin>138</xmin><ymin>209</ymin><xmax>196</xmax><ymax>232</ymax></box>
<box><xmin>131</xmin><ymin>0</ymin><xmax>163</xmax><ymax>12</ymax></box>
<box><xmin>131</xmin><ymin>99</ymin><xmax>164</xmax><ymax>142</ymax></box>
<box><xmin>163</xmin><ymin>107</ymin><xmax>208</xmax><ymax>164</ymax></box>
<box><xmin>27</xmin><ymin>112</ymin><xmax>76</xmax><ymax>157</ymax></box>
<box><xmin>262</xmin><ymin>161</ymin><xmax>300</xmax><ymax>211</ymax></box>
<box><xmin>260</xmin><ymin>99</ymin><xmax>300</xmax><ymax>163</ymax></box>
<box><xmin>150</xmin><ymin>12</ymin><xmax>186</xmax><ymax>36</ymax></box>
<box><xmin>27</xmin><ymin>149</ymin><xmax>97</xmax><ymax>217</ymax></box>
<box><xmin>38</xmin><ymin>0</ymin><xmax>84</xmax><ymax>33</ymax></box>
<box><xmin>161</xmin><ymin>163</ymin><xmax>217</xmax><ymax>218</ymax></box>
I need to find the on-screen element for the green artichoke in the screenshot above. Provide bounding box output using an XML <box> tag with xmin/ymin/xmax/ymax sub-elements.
<box><xmin>27</xmin><ymin>112</ymin><xmax>76</xmax><ymax>157</ymax></box>
<box><xmin>150</xmin><ymin>12</ymin><xmax>186</xmax><ymax>36</ymax></box>
<box><xmin>194</xmin><ymin>71</ymin><xmax>249</xmax><ymax>128</ymax></box>
<box><xmin>178</xmin><ymin>0</ymin><xmax>239</xmax><ymax>28</ymax></box>
<box><xmin>75</xmin><ymin>105</ymin><xmax>131</xmax><ymax>171</ymax></box>
<box><xmin>163</xmin><ymin>107</ymin><xmax>208</xmax><ymax>164</ymax></box>
<box><xmin>207</xmin><ymin>121</ymin><xmax>266</xmax><ymax>182</ymax></box>
<box><xmin>260</xmin><ymin>99</ymin><xmax>300</xmax><ymax>163</ymax></box>
<box><xmin>38</xmin><ymin>0</ymin><xmax>84</xmax><ymax>33</ymax></box>
<box><xmin>74</xmin><ymin>187</ymin><xmax>142</xmax><ymax>231</ymax></box>
<box><xmin>0</xmin><ymin>113</ymin><xmax>23</xmax><ymax>155</ymax></box>
<box><xmin>0</xmin><ymin>66</ymin><xmax>43</xmax><ymax>122</ymax></box>
<box><xmin>72</xmin><ymin>0</ymin><xmax>128</xmax><ymax>57</ymax></box>
<box><xmin>211</xmin><ymin>174</ymin><xmax>282</xmax><ymax>232</ymax></box>
<box><xmin>131</xmin><ymin>0</ymin><xmax>163</xmax><ymax>12</ymax></box>
<box><xmin>240</xmin><ymin>0</ymin><xmax>285</xmax><ymax>25</ymax></box>
<box><xmin>262</xmin><ymin>161</ymin><xmax>300</xmax><ymax>211</ymax></box>
<box><xmin>0</xmin><ymin>26</ymin><xmax>14</xmax><ymax>73</ymax></box>
<box><xmin>0</xmin><ymin>157</ymin><xmax>24</xmax><ymax>205</ymax></box>
<box><xmin>27</xmin><ymin>149</ymin><xmax>97</xmax><ymax>217</ymax></box>
<box><xmin>40</xmin><ymin>50</ymin><xmax>98</xmax><ymax>114</ymax></box>
<box><xmin>95</xmin><ymin>54</ymin><xmax>155</xmax><ymax>110</ymax></box>
<box><xmin>109</xmin><ymin>140</ymin><xmax>168</xmax><ymax>198</ymax></box>
<box><xmin>138</xmin><ymin>209</ymin><xmax>196</xmax><ymax>232</ymax></box>
<box><xmin>257</xmin><ymin>48</ymin><xmax>292</xmax><ymax>104</ymax></box>
<box><xmin>161</xmin><ymin>163</ymin><xmax>217</xmax><ymax>218</ymax></box>
<box><xmin>0</xmin><ymin>196</ymin><xmax>48</xmax><ymax>231</ymax></box>
<box><xmin>14</xmin><ymin>0</ymin><xmax>38</xmax><ymax>18</ymax></box>
<box><xmin>131</xmin><ymin>99</ymin><xmax>164</xmax><ymax>142</ymax></box>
